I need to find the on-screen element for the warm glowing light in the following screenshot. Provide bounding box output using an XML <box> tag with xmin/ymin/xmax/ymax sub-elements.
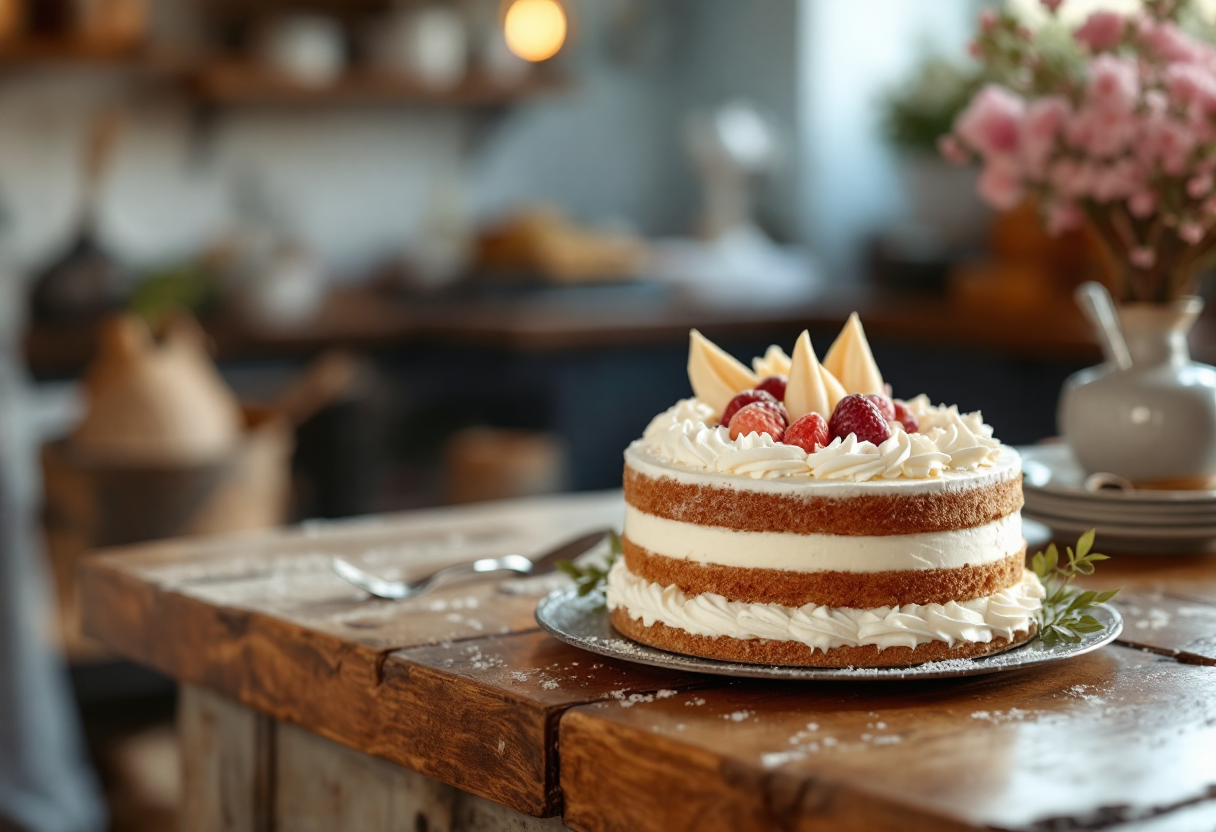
<box><xmin>503</xmin><ymin>0</ymin><xmax>567</xmax><ymax>62</ymax></box>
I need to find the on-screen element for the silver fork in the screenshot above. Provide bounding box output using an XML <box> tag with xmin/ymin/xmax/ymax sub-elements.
<box><xmin>331</xmin><ymin>528</ymin><xmax>611</xmax><ymax>600</ymax></box>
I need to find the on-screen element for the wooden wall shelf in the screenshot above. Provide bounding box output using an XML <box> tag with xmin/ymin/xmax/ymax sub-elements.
<box><xmin>0</xmin><ymin>39</ymin><xmax>155</xmax><ymax>67</ymax></box>
<box><xmin>0</xmin><ymin>41</ymin><xmax>566</xmax><ymax>108</ymax></box>
<box><xmin>190</xmin><ymin>62</ymin><xmax>566</xmax><ymax>106</ymax></box>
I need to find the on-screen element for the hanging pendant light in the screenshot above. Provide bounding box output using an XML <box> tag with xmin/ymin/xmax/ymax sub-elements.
<box><xmin>502</xmin><ymin>0</ymin><xmax>566</xmax><ymax>62</ymax></box>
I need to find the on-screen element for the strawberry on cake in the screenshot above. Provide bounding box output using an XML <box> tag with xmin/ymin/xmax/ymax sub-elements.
<box><xmin>607</xmin><ymin>314</ymin><xmax>1042</xmax><ymax>668</ymax></box>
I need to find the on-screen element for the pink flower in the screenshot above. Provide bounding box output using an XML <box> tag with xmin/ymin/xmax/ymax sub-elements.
<box><xmin>955</xmin><ymin>85</ymin><xmax>1025</xmax><ymax>159</ymax></box>
<box><xmin>1187</xmin><ymin>173</ymin><xmax>1213</xmax><ymax>198</ymax></box>
<box><xmin>1040</xmin><ymin>0</ymin><xmax>1064</xmax><ymax>12</ymax></box>
<box><xmin>1165</xmin><ymin>63</ymin><xmax>1216</xmax><ymax>114</ymax></box>
<box><xmin>1044</xmin><ymin>201</ymin><xmax>1083</xmax><ymax>235</ymax></box>
<box><xmin>1154</xmin><ymin>118</ymin><xmax>1199</xmax><ymax>176</ymax></box>
<box><xmin>1067</xmin><ymin>104</ymin><xmax>1137</xmax><ymax>158</ymax></box>
<box><xmin>1179</xmin><ymin>220</ymin><xmax>1206</xmax><ymax>244</ymax></box>
<box><xmin>1129</xmin><ymin>247</ymin><xmax>1156</xmax><ymax>269</ymax></box>
<box><xmin>1092</xmin><ymin>158</ymin><xmax>1143</xmax><ymax>202</ymax></box>
<box><xmin>1051</xmin><ymin>158</ymin><xmax>1095</xmax><ymax>200</ymax></box>
<box><xmin>1138</xmin><ymin>105</ymin><xmax>1199</xmax><ymax>176</ymax></box>
<box><xmin>979</xmin><ymin>9</ymin><xmax>998</xmax><ymax>31</ymax></box>
<box><xmin>977</xmin><ymin>160</ymin><xmax>1024</xmax><ymax>210</ymax></box>
<box><xmin>1022</xmin><ymin>96</ymin><xmax>1071</xmax><ymax>176</ymax></box>
<box><xmin>1075</xmin><ymin>12</ymin><xmax>1127</xmax><ymax>52</ymax></box>
<box><xmin>1137</xmin><ymin>17</ymin><xmax>1206</xmax><ymax>64</ymax></box>
<box><xmin>1087</xmin><ymin>55</ymin><xmax>1139</xmax><ymax>113</ymax></box>
<box><xmin>1144</xmin><ymin>88</ymin><xmax>1169</xmax><ymax>115</ymax></box>
<box><xmin>1128</xmin><ymin>191</ymin><xmax>1158</xmax><ymax>218</ymax></box>
<box><xmin>1183</xmin><ymin>107</ymin><xmax>1216</xmax><ymax>145</ymax></box>
<box><xmin>938</xmin><ymin>134</ymin><xmax>970</xmax><ymax>165</ymax></box>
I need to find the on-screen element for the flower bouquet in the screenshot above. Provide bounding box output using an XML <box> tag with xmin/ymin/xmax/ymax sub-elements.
<box><xmin>944</xmin><ymin>0</ymin><xmax>1216</xmax><ymax>302</ymax></box>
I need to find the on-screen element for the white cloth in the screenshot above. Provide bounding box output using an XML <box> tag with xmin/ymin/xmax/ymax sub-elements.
<box><xmin>0</xmin><ymin>269</ymin><xmax>105</xmax><ymax>832</ymax></box>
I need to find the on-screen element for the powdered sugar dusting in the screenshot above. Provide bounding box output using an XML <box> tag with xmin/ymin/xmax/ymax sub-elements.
<box><xmin>463</xmin><ymin>644</ymin><xmax>506</xmax><ymax>671</ymax></box>
<box><xmin>970</xmin><ymin>708</ymin><xmax>1030</xmax><ymax>724</ymax></box>
<box><xmin>761</xmin><ymin>718</ymin><xmax>905</xmax><ymax>768</ymax></box>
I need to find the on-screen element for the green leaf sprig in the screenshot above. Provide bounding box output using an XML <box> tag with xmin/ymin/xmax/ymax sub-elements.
<box><xmin>1031</xmin><ymin>530</ymin><xmax>1121</xmax><ymax>645</ymax></box>
<box><xmin>556</xmin><ymin>531</ymin><xmax>622</xmax><ymax>606</ymax></box>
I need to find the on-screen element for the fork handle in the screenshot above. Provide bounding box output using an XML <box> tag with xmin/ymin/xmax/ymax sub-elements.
<box><xmin>427</xmin><ymin>555</ymin><xmax>535</xmax><ymax>587</ymax></box>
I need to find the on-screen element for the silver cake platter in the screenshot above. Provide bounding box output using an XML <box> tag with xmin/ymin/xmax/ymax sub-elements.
<box><xmin>535</xmin><ymin>587</ymin><xmax>1123</xmax><ymax>681</ymax></box>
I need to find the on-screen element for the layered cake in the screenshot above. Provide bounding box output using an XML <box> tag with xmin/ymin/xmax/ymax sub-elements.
<box><xmin>607</xmin><ymin>315</ymin><xmax>1043</xmax><ymax>667</ymax></box>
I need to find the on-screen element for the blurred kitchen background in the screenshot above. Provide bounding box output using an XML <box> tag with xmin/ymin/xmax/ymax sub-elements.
<box><xmin>2</xmin><ymin>0</ymin><xmax>1214</xmax><ymax>830</ymax></box>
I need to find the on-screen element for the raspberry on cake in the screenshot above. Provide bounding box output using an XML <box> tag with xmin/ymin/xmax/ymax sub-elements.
<box><xmin>720</xmin><ymin>389</ymin><xmax>783</xmax><ymax>429</ymax></box>
<box><xmin>607</xmin><ymin>315</ymin><xmax>1043</xmax><ymax>668</ymax></box>
<box><xmin>828</xmin><ymin>394</ymin><xmax>891</xmax><ymax>446</ymax></box>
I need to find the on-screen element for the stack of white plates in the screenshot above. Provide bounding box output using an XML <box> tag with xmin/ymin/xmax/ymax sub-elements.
<box><xmin>1018</xmin><ymin>444</ymin><xmax>1216</xmax><ymax>554</ymax></box>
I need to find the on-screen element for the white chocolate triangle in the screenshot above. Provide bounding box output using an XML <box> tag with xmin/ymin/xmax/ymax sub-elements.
<box><xmin>687</xmin><ymin>329</ymin><xmax>758</xmax><ymax>416</ymax></box>
<box><xmin>751</xmin><ymin>345</ymin><xmax>792</xmax><ymax>378</ymax></box>
<box><xmin>823</xmin><ymin>313</ymin><xmax>885</xmax><ymax>395</ymax></box>
<box><xmin>784</xmin><ymin>330</ymin><xmax>846</xmax><ymax>421</ymax></box>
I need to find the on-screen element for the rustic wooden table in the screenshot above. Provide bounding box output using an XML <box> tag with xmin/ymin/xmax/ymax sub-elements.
<box><xmin>79</xmin><ymin>492</ymin><xmax>1216</xmax><ymax>831</ymax></box>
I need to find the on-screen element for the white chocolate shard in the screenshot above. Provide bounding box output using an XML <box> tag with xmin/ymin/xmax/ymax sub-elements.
<box><xmin>784</xmin><ymin>330</ymin><xmax>846</xmax><ymax>422</ymax></box>
<box><xmin>751</xmin><ymin>345</ymin><xmax>792</xmax><ymax>379</ymax></box>
<box><xmin>823</xmin><ymin>312</ymin><xmax>885</xmax><ymax>395</ymax></box>
<box><xmin>687</xmin><ymin>329</ymin><xmax>758</xmax><ymax>416</ymax></box>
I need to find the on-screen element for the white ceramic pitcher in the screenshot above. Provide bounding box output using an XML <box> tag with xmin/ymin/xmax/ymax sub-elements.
<box><xmin>1058</xmin><ymin>297</ymin><xmax>1216</xmax><ymax>488</ymax></box>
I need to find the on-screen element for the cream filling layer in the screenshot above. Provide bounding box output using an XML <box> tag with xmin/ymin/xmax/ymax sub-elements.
<box><xmin>623</xmin><ymin>505</ymin><xmax>1023</xmax><ymax>573</ymax></box>
<box><xmin>606</xmin><ymin>560</ymin><xmax>1044</xmax><ymax>652</ymax></box>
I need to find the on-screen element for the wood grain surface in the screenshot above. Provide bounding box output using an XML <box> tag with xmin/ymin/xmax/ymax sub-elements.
<box><xmin>78</xmin><ymin>491</ymin><xmax>1216</xmax><ymax>829</ymax></box>
<box><xmin>1088</xmin><ymin>551</ymin><xmax>1216</xmax><ymax>605</ymax></box>
<box><xmin>179</xmin><ymin>685</ymin><xmax>273</xmax><ymax>832</ymax></box>
<box><xmin>380</xmin><ymin>631</ymin><xmax>705</xmax><ymax>814</ymax></box>
<box><xmin>561</xmin><ymin>647</ymin><xmax>1216</xmax><ymax>832</ymax></box>
<box><xmin>1113</xmin><ymin>590</ymin><xmax>1216</xmax><ymax>666</ymax></box>
<box><xmin>179</xmin><ymin>683</ymin><xmax>574</xmax><ymax>832</ymax></box>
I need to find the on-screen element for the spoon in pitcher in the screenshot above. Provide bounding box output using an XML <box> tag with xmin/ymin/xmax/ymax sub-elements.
<box><xmin>1075</xmin><ymin>281</ymin><xmax>1133</xmax><ymax>371</ymax></box>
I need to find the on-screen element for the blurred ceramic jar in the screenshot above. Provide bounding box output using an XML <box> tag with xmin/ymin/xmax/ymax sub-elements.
<box><xmin>259</xmin><ymin>14</ymin><xmax>345</xmax><ymax>85</ymax></box>
<box><xmin>232</xmin><ymin>239</ymin><xmax>327</xmax><ymax>329</ymax></box>
<box><xmin>880</xmin><ymin>58</ymin><xmax>990</xmax><ymax>250</ymax></box>
<box><xmin>409</xmin><ymin>178</ymin><xmax>472</xmax><ymax>291</ymax></box>
<box><xmin>369</xmin><ymin>3</ymin><xmax>468</xmax><ymax>91</ymax></box>
<box><xmin>224</xmin><ymin>176</ymin><xmax>327</xmax><ymax>329</ymax></box>
<box><xmin>897</xmin><ymin>153</ymin><xmax>990</xmax><ymax>250</ymax></box>
<box><xmin>465</xmin><ymin>0</ymin><xmax>529</xmax><ymax>86</ymax></box>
